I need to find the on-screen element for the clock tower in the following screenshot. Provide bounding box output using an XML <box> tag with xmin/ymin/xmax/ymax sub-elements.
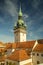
<box><xmin>14</xmin><ymin>6</ymin><xmax>26</xmax><ymax>42</ymax></box>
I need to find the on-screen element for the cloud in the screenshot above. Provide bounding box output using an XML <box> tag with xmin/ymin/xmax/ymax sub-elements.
<box><xmin>0</xmin><ymin>17</ymin><xmax>4</xmax><ymax>23</ymax></box>
<box><xmin>32</xmin><ymin>0</ymin><xmax>40</xmax><ymax>9</ymax></box>
<box><xmin>9</xmin><ymin>29</ymin><xmax>14</xmax><ymax>33</ymax></box>
<box><xmin>23</xmin><ymin>14</ymin><xmax>29</xmax><ymax>18</ymax></box>
<box><xmin>27</xmin><ymin>30</ymin><xmax>42</xmax><ymax>40</ymax></box>
<box><xmin>0</xmin><ymin>17</ymin><xmax>5</xmax><ymax>24</ymax></box>
<box><xmin>4</xmin><ymin>0</ymin><xmax>18</xmax><ymax>16</ymax></box>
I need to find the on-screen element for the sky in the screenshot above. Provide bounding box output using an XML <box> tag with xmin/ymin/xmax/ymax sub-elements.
<box><xmin>0</xmin><ymin>0</ymin><xmax>43</xmax><ymax>43</ymax></box>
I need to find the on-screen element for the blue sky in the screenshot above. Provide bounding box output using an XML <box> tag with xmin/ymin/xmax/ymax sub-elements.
<box><xmin>0</xmin><ymin>0</ymin><xmax>43</xmax><ymax>42</ymax></box>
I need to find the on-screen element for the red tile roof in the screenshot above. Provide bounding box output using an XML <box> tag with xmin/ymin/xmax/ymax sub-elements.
<box><xmin>5</xmin><ymin>43</ymin><xmax>12</xmax><ymax>49</ymax></box>
<box><xmin>38</xmin><ymin>39</ymin><xmax>43</xmax><ymax>44</ymax></box>
<box><xmin>0</xmin><ymin>48</ymin><xmax>5</xmax><ymax>52</ymax></box>
<box><xmin>7</xmin><ymin>49</ymin><xmax>31</xmax><ymax>61</ymax></box>
<box><xmin>0</xmin><ymin>55</ymin><xmax>6</xmax><ymax>62</ymax></box>
<box><xmin>33</xmin><ymin>43</ymin><xmax>43</xmax><ymax>52</ymax></box>
<box><xmin>12</xmin><ymin>41</ymin><xmax>35</xmax><ymax>49</ymax></box>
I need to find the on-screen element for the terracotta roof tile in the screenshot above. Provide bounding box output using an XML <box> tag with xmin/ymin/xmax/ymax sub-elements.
<box><xmin>12</xmin><ymin>41</ymin><xmax>35</xmax><ymax>49</ymax></box>
<box><xmin>33</xmin><ymin>43</ymin><xmax>43</xmax><ymax>52</ymax></box>
<box><xmin>38</xmin><ymin>39</ymin><xmax>43</xmax><ymax>44</ymax></box>
<box><xmin>7</xmin><ymin>49</ymin><xmax>30</xmax><ymax>61</ymax></box>
<box><xmin>0</xmin><ymin>55</ymin><xmax>6</xmax><ymax>62</ymax></box>
<box><xmin>5</xmin><ymin>43</ymin><xmax>12</xmax><ymax>49</ymax></box>
<box><xmin>0</xmin><ymin>48</ymin><xmax>5</xmax><ymax>52</ymax></box>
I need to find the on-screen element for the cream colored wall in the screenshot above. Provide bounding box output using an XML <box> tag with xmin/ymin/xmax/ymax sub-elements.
<box><xmin>15</xmin><ymin>31</ymin><xmax>26</xmax><ymax>42</ymax></box>
<box><xmin>19</xmin><ymin>58</ymin><xmax>32</xmax><ymax>65</ymax></box>
<box><xmin>5</xmin><ymin>59</ymin><xmax>32</xmax><ymax>65</ymax></box>
<box><xmin>5</xmin><ymin>59</ymin><xmax>19</xmax><ymax>65</ymax></box>
<box><xmin>20</xmin><ymin>32</ymin><xmax>26</xmax><ymax>42</ymax></box>
<box><xmin>15</xmin><ymin>32</ymin><xmax>20</xmax><ymax>42</ymax></box>
<box><xmin>0</xmin><ymin>62</ymin><xmax>5</xmax><ymax>65</ymax></box>
<box><xmin>32</xmin><ymin>52</ymin><xmax>43</xmax><ymax>65</ymax></box>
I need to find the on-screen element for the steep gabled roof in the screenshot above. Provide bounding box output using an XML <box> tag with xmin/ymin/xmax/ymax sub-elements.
<box><xmin>33</xmin><ymin>39</ymin><xmax>43</xmax><ymax>52</ymax></box>
<box><xmin>7</xmin><ymin>49</ymin><xmax>30</xmax><ymax>61</ymax></box>
<box><xmin>33</xmin><ymin>43</ymin><xmax>43</xmax><ymax>52</ymax></box>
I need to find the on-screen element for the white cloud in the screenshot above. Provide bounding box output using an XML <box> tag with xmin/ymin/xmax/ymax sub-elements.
<box><xmin>4</xmin><ymin>0</ymin><xmax>18</xmax><ymax>16</ymax></box>
<box><xmin>23</xmin><ymin>14</ymin><xmax>29</xmax><ymax>18</ymax></box>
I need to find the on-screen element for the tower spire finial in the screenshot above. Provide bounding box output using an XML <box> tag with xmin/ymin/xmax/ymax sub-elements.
<box><xmin>18</xmin><ymin>3</ymin><xmax>22</xmax><ymax>16</ymax></box>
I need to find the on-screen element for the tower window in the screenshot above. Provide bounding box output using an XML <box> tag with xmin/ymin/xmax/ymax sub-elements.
<box><xmin>37</xmin><ymin>53</ymin><xmax>39</xmax><ymax>56</ymax></box>
<box><xmin>37</xmin><ymin>61</ymin><xmax>40</xmax><ymax>64</ymax></box>
<box><xmin>41</xmin><ymin>54</ymin><xmax>43</xmax><ymax>57</ymax></box>
<box><xmin>32</xmin><ymin>53</ymin><xmax>35</xmax><ymax>55</ymax></box>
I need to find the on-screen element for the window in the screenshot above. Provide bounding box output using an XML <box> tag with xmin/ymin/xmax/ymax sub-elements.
<box><xmin>13</xmin><ymin>63</ymin><xmax>16</xmax><ymax>65</ymax></box>
<box><xmin>0</xmin><ymin>52</ymin><xmax>2</xmax><ymax>56</ymax></box>
<box><xmin>6</xmin><ymin>61</ymin><xmax>8</xmax><ymax>65</ymax></box>
<box><xmin>41</xmin><ymin>54</ymin><xmax>43</xmax><ymax>56</ymax></box>
<box><xmin>9</xmin><ymin>62</ymin><xmax>12</xmax><ymax>65</ymax></box>
<box><xmin>1</xmin><ymin>63</ymin><xmax>4</xmax><ymax>65</ymax></box>
<box><xmin>37</xmin><ymin>61</ymin><xmax>40</xmax><ymax>64</ymax></box>
<box><xmin>32</xmin><ymin>53</ymin><xmax>35</xmax><ymax>55</ymax></box>
<box><xmin>37</xmin><ymin>53</ymin><xmax>39</xmax><ymax>56</ymax></box>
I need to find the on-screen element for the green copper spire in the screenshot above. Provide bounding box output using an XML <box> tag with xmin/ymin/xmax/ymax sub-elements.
<box><xmin>14</xmin><ymin>4</ymin><xmax>26</xmax><ymax>30</ymax></box>
<box><xmin>18</xmin><ymin>4</ymin><xmax>22</xmax><ymax>17</ymax></box>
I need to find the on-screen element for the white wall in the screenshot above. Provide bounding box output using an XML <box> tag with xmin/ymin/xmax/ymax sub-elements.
<box><xmin>5</xmin><ymin>58</ymin><xmax>32</xmax><ymax>65</ymax></box>
<box><xmin>20</xmin><ymin>32</ymin><xmax>26</xmax><ymax>42</ymax></box>
<box><xmin>19</xmin><ymin>59</ymin><xmax>32</xmax><ymax>65</ymax></box>
<box><xmin>32</xmin><ymin>52</ymin><xmax>43</xmax><ymax>65</ymax></box>
<box><xmin>5</xmin><ymin>59</ymin><xmax>19</xmax><ymax>65</ymax></box>
<box><xmin>0</xmin><ymin>62</ymin><xmax>5</xmax><ymax>65</ymax></box>
<box><xmin>14</xmin><ymin>29</ymin><xmax>26</xmax><ymax>42</ymax></box>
